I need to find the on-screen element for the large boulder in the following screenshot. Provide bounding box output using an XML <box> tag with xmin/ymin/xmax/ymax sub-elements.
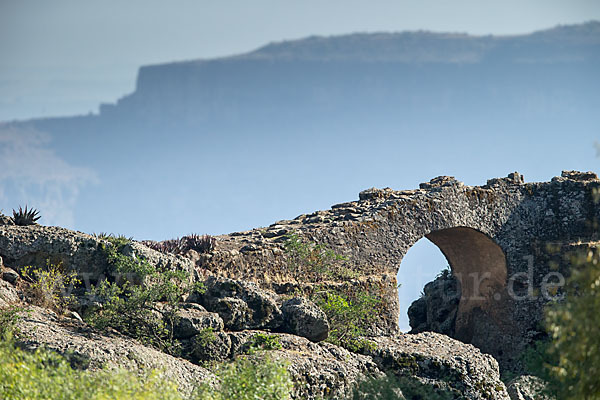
<box><xmin>170</xmin><ymin>303</ymin><xmax>224</xmax><ymax>339</ymax></box>
<box><xmin>191</xmin><ymin>276</ymin><xmax>283</xmax><ymax>330</ymax></box>
<box><xmin>15</xmin><ymin>306</ymin><xmax>214</xmax><ymax>396</ymax></box>
<box><xmin>361</xmin><ymin>333</ymin><xmax>510</xmax><ymax>400</ymax></box>
<box><xmin>197</xmin><ymin>330</ymin><xmax>381</xmax><ymax>400</ymax></box>
<box><xmin>281</xmin><ymin>297</ymin><xmax>329</xmax><ymax>342</ymax></box>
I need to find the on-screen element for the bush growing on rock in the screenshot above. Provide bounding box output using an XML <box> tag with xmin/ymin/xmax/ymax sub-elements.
<box><xmin>541</xmin><ymin>246</ymin><xmax>600</xmax><ymax>399</ymax></box>
<box><xmin>194</xmin><ymin>354</ymin><xmax>293</xmax><ymax>400</ymax></box>
<box><xmin>86</xmin><ymin>235</ymin><xmax>202</xmax><ymax>355</ymax></box>
<box><xmin>284</xmin><ymin>232</ymin><xmax>352</xmax><ymax>281</ymax></box>
<box><xmin>313</xmin><ymin>289</ymin><xmax>379</xmax><ymax>353</ymax></box>
<box><xmin>21</xmin><ymin>261</ymin><xmax>80</xmax><ymax>314</ymax></box>
<box><xmin>0</xmin><ymin>340</ymin><xmax>182</xmax><ymax>400</ymax></box>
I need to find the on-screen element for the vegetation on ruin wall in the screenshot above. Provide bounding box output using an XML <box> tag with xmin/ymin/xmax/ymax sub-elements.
<box><xmin>284</xmin><ymin>232</ymin><xmax>382</xmax><ymax>352</ymax></box>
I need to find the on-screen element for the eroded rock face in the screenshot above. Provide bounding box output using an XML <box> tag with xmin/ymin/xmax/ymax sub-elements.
<box><xmin>408</xmin><ymin>269</ymin><xmax>460</xmax><ymax>336</ymax></box>
<box><xmin>15</xmin><ymin>306</ymin><xmax>214</xmax><ymax>396</ymax></box>
<box><xmin>361</xmin><ymin>333</ymin><xmax>510</xmax><ymax>400</ymax></box>
<box><xmin>190</xmin><ymin>276</ymin><xmax>283</xmax><ymax>331</ymax></box>
<box><xmin>0</xmin><ymin>225</ymin><xmax>195</xmax><ymax>283</ymax></box>
<box><xmin>170</xmin><ymin>303</ymin><xmax>224</xmax><ymax>340</ymax></box>
<box><xmin>194</xmin><ymin>330</ymin><xmax>381</xmax><ymax>400</ymax></box>
<box><xmin>281</xmin><ymin>297</ymin><xmax>329</xmax><ymax>342</ymax></box>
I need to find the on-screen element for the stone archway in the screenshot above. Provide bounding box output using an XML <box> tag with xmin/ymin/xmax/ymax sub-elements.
<box><xmin>424</xmin><ymin>227</ymin><xmax>508</xmax><ymax>343</ymax></box>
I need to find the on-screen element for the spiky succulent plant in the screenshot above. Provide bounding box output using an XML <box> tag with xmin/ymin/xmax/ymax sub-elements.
<box><xmin>12</xmin><ymin>206</ymin><xmax>41</xmax><ymax>226</ymax></box>
<box><xmin>142</xmin><ymin>234</ymin><xmax>215</xmax><ymax>255</ymax></box>
<box><xmin>183</xmin><ymin>234</ymin><xmax>216</xmax><ymax>254</ymax></box>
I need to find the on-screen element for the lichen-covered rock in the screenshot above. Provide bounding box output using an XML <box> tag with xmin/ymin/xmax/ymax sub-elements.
<box><xmin>0</xmin><ymin>213</ymin><xmax>14</xmax><ymax>226</ymax></box>
<box><xmin>408</xmin><ymin>269</ymin><xmax>460</xmax><ymax>336</ymax></box>
<box><xmin>281</xmin><ymin>297</ymin><xmax>329</xmax><ymax>342</ymax></box>
<box><xmin>361</xmin><ymin>333</ymin><xmax>510</xmax><ymax>400</ymax></box>
<box><xmin>190</xmin><ymin>330</ymin><xmax>232</xmax><ymax>364</ymax></box>
<box><xmin>507</xmin><ymin>375</ymin><xmax>553</xmax><ymax>400</ymax></box>
<box><xmin>0</xmin><ymin>225</ymin><xmax>194</xmax><ymax>283</ymax></box>
<box><xmin>16</xmin><ymin>306</ymin><xmax>214</xmax><ymax>396</ymax></box>
<box><xmin>171</xmin><ymin>303</ymin><xmax>224</xmax><ymax>339</ymax></box>
<box><xmin>0</xmin><ymin>278</ymin><xmax>20</xmax><ymax>307</ymax></box>
<box><xmin>191</xmin><ymin>276</ymin><xmax>283</xmax><ymax>330</ymax></box>
<box><xmin>224</xmin><ymin>331</ymin><xmax>381</xmax><ymax>400</ymax></box>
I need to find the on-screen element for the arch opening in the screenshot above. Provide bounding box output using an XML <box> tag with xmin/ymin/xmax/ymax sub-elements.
<box><xmin>396</xmin><ymin>238</ymin><xmax>450</xmax><ymax>332</ymax></box>
<box><xmin>398</xmin><ymin>227</ymin><xmax>508</xmax><ymax>344</ymax></box>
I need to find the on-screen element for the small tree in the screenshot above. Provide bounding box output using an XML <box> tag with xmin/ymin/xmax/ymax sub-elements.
<box><xmin>544</xmin><ymin>246</ymin><xmax>600</xmax><ymax>399</ymax></box>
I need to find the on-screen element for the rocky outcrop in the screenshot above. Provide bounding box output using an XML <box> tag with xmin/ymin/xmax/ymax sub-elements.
<box><xmin>362</xmin><ymin>333</ymin><xmax>509</xmax><ymax>400</ymax></box>
<box><xmin>0</xmin><ymin>228</ymin><xmax>514</xmax><ymax>399</ymax></box>
<box><xmin>0</xmin><ymin>225</ymin><xmax>195</xmax><ymax>283</ymax></box>
<box><xmin>15</xmin><ymin>306</ymin><xmax>214</xmax><ymax>396</ymax></box>
<box><xmin>2</xmin><ymin>171</ymin><xmax>597</xmax><ymax>396</ymax></box>
<box><xmin>170</xmin><ymin>303</ymin><xmax>224</xmax><ymax>340</ymax></box>
<box><xmin>190</xmin><ymin>276</ymin><xmax>283</xmax><ymax>331</ymax></box>
<box><xmin>281</xmin><ymin>297</ymin><xmax>329</xmax><ymax>342</ymax></box>
<box><xmin>408</xmin><ymin>269</ymin><xmax>460</xmax><ymax>335</ymax></box>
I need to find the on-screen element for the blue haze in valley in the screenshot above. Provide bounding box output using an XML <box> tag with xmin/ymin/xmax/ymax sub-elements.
<box><xmin>1</xmin><ymin>1</ymin><xmax>599</xmax><ymax>330</ymax></box>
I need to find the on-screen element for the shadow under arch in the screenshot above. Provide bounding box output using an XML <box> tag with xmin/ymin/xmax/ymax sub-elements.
<box><xmin>417</xmin><ymin>226</ymin><xmax>508</xmax><ymax>344</ymax></box>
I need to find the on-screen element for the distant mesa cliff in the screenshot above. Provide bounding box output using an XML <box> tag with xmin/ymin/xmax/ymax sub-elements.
<box><xmin>7</xmin><ymin>21</ymin><xmax>599</xmax><ymax>138</ymax></box>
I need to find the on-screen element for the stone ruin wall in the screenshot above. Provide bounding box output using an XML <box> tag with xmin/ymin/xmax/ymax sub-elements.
<box><xmin>200</xmin><ymin>170</ymin><xmax>600</xmax><ymax>370</ymax></box>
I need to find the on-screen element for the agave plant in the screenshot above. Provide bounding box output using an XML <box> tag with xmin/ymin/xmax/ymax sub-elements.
<box><xmin>12</xmin><ymin>206</ymin><xmax>41</xmax><ymax>226</ymax></box>
<box><xmin>143</xmin><ymin>234</ymin><xmax>215</xmax><ymax>255</ymax></box>
<box><xmin>182</xmin><ymin>234</ymin><xmax>215</xmax><ymax>254</ymax></box>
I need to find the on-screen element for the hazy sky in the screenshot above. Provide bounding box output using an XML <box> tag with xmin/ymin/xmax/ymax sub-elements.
<box><xmin>1</xmin><ymin>0</ymin><xmax>600</xmax><ymax>120</ymax></box>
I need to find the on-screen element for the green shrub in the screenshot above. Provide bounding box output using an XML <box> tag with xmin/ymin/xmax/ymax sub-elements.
<box><xmin>86</xmin><ymin>235</ymin><xmax>200</xmax><ymax>355</ymax></box>
<box><xmin>195</xmin><ymin>327</ymin><xmax>217</xmax><ymax>348</ymax></box>
<box><xmin>246</xmin><ymin>332</ymin><xmax>282</xmax><ymax>351</ymax></box>
<box><xmin>0</xmin><ymin>306</ymin><xmax>26</xmax><ymax>340</ymax></box>
<box><xmin>0</xmin><ymin>340</ymin><xmax>182</xmax><ymax>400</ymax></box>
<box><xmin>313</xmin><ymin>290</ymin><xmax>378</xmax><ymax>352</ymax></box>
<box><xmin>194</xmin><ymin>355</ymin><xmax>293</xmax><ymax>400</ymax></box>
<box><xmin>541</xmin><ymin>247</ymin><xmax>600</xmax><ymax>399</ymax></box>
<box><xmin>283</xmin><ymin>233</ymin><xmax>381</xmax><ymax>352</ymax></box>
<box><xmin>101</xmin><ymin>234</ymin><xmax>155</xmax><ymax>278</ymax></box>
<box><xmin>284</xmin><ymin>232</ymin><xmax>349</xmax><ymax>281</ymax></box>
<box><xmin>21</xmin><ymin>261</ymin><xmax>81</xmax><ymax>314</ymax></box>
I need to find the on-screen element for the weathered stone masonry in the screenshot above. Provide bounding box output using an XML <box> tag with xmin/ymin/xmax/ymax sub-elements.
<box><xmin>206</xmin><ymin>171</ymin><xmax>600</xmax><ymax>370</ymax></box>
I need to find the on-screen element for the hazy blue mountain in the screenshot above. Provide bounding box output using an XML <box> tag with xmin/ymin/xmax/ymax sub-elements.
<box><xmin>1</xmin><ymin>22</ymin><xmax>599</xmax><ymax>239</ymax></box>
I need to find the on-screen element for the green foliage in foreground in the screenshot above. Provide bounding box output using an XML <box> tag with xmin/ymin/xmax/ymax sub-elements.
<box><xmin>541</xmin><ymin>247</ymin><xmax>600</xmax><ymax>399</ymax></box>
<box><xmin>194</xmin><ymin>355</ymin><xmax>293</xmax><ymax>400</ymax></box>
<box><xmin>0</xmin><ymin>338</ymin><xmax>293</xmax><ymax>400</ymax></box>
<box><xmin>0</xmin><ymin>340</ymin><xmax>181</xmax><ymax>400</ymax></box>
<box><xmin>0</xmin><ymin>306</ymin><xmax>26</xmax><ymax>340</ymax></box>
